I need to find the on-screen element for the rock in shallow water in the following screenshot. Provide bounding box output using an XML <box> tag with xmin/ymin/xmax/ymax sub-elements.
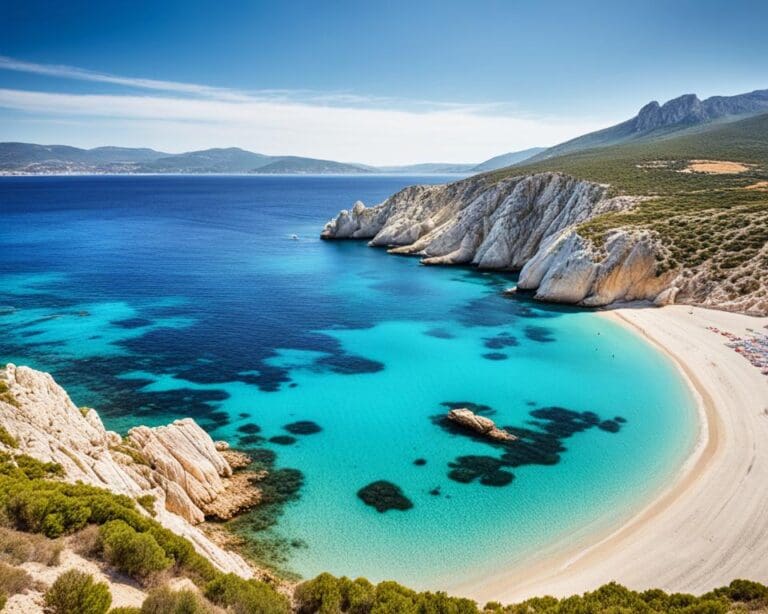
<box><xmin>447</xmin><ymin>408</ymin><xmax>516</xmax><ymax>442</ymax></box>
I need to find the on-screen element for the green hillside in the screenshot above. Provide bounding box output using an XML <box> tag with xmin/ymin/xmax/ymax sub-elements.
<box><xmin>485</xmin><ymin>113</ymin><xmax>768</xmax><ymax>281</ymax></box>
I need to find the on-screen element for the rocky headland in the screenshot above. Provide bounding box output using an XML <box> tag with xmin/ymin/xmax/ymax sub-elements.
<box><xmin>0</xmin><ymin>363</ymin><xmax>256</xmax><ymax>578</ymax></box>
<box><xmin>321</xmin><ymin>120</ymin><xmax>768</xmax><ymax>316</ymax></box>
<box><xmin>321</xmin><ymin>172</ymin><xmax>684</xmax><ymax>308</ymax></box>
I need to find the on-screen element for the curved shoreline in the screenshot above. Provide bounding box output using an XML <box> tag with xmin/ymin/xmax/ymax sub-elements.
<box><xmin>454</xmin><ymin>304</ymin><xmax>768</xmax><ymax>602</ymax></box>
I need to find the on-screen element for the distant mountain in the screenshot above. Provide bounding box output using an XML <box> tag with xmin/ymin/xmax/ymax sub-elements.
<box><xmin>0</xmin><ymin>142</ymin><xmax>543</xmax><ymax>176</ymax></box>
<box><xmin>84</xmin><ymin>146</ymin><xmax>169</xmax><ymax>164</ymax></box>
<box><xmin>471</xmin><ymin>147</ymin><xmax>547</xmax><ymax>172</ymax></box>
<box><xmin>0</xmin><ymin>143</ymin><xmax>368</xmax><ymax>175</ymax></box>
<box><xmin>251</xmin><ymin>156</ymin><xmax>371</xmax><ymax>174</ymax></box>
<box><xmin>137</xmin><ymin>148</ymin><xmax>271</xmax><ymax>173</ymax></box>
<box><xmin>376</xmin><ymin>162</ymin><xmax>477</xmax><ymax>174</ymax></box>
<box><xmin>0</xmin><ymin>143</ymin><xmax>168</xmax><ymax>168</ymax></box>
<box><xmin>529</xmin><ymin>89</ymin><xmax>768</xmax><ymax>162</ymax></box>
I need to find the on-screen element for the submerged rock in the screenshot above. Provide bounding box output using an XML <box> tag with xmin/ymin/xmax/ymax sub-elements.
<box><xmin>357</xmin><ymin>480</ymin><xmax>413</xmax><ymax>513</ymax></box>
<box><xmin>448</xmin><ymin>455</ymin><xmax>515</xmax><ymax>487</ymax></box>
<box><xmin>284</xmin><ymin>420</ymin><xmax>322</xmax><ymax>435</ymax></box>
<box><xmin>269</xmin><ymin>435</ymin><xmax>297</xmax><ymax>445</ymax></box>
<box><xmin>447</xmin><ymin>408</ymin><xmax>516</xmax><ymax>442</ymax></box>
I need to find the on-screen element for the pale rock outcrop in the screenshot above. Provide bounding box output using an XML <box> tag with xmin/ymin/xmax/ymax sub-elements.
<box><xmin>447</xmin><ymin>408</ymin><xmax>516</xmax><ymax>442</ymax></box>
<box><xmin>322</xmin><ymin>172</ymin><xmax>671</xmax><ymax>307</ymax></box>
<box><xmin>517</xmin><ymin>228</ymin><xmax>676</xmax><ymax>306</ymax></box>
<box><xmin>0</xmin><ymin>363</ymin><xmax>254</xmax><ymax>577</ymax></box>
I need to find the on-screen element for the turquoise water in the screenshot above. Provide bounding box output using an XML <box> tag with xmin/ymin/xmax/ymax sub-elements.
<box><xmin>0</xmin><ymin>175</ymin><xmax>697</xmax><ymax>588</ymax></box>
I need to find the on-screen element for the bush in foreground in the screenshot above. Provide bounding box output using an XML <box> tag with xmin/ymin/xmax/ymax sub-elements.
<box><xmin>140</xmin><ymin>586</ymin><xmax>214</xmax><ymax>613</ymax></box>
<box><xmin>296</xmin><ymin>574</ymin><xmax>475</xmax><ymax>614</ymax></box>
<box><xmin>204</xmin><ymin>572</ymin><xmax>290</xmax><ymax>614</ymax></box>
<box><xmin>99</xmin><ymin>520</ymin><xmax>172</xmax><ymax>582</ymax></box>
<box><xmin>294</xmin><ymin>575</ymin><xmax>768</xmax><ymax>614</ymax></box>
<box><xmin>44</xmin><ymin>569</ymin><xmax>112</xmax><ymax>614</ymax></box>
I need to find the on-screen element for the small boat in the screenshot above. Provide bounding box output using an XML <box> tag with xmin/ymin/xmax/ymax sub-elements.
<box><xmin>290</xmin><ymin>234</ymin><xmax>299</xmax><ymax>240</ymax></box>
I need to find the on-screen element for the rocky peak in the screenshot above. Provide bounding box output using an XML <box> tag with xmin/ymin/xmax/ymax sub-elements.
<box><xmin>632</xmin><ymin>89</ymin><xmax>768</xmax><ymax>135</ymax></box>
<box><xmin>633</xmin><ymin>94</ymin><xmax>706</xmax><ymax>132</ymax></box>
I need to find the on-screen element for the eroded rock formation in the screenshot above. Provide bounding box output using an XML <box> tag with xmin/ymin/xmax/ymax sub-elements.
<box><xmin>0</xmin><ymin>363</ymin><xmax>255</xmax><ymax>577</ymax></box>
<box><xmin>321</xmin><ymin>172</ymin><xmax>672</xmax><ymax>307</ymax></box>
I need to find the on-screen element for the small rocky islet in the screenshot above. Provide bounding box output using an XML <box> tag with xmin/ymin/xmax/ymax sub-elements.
<box><xmin>357</xmin><ymin>404</ymin><xmax>628</xmax><ymax>512</ymax></box>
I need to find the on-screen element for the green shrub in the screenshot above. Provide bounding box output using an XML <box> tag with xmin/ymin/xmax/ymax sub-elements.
<box><xmin>0</xmin><ymin>591</ymin><xmax>6</xmax><ymax>610</ymax></box>
<box><xmin>146</xmin><ymin>524</ymin><xmax>216</xmax><ymax>584</ymax></box>
<box><xmin>0</xmin><ymin>560</ymin><xmax>33</xmax><ymax>596</ymax></box>
<box><xmin>0</xmin><ymin>426</ymin><xmax>18</xmax><ymax>449</ymax></box>
<box><xmin>295</xmin><ymin>574</ymin><xmax>379</xmax><ymax>614</ymax></box>
<box><xmin>295</xmin><ymin>572</ymin><xmax>343</xmax><ymax>613</ymax></box>
<box><xmin>340</xmin><ymin>577</ymin><xmax>375</xmax><ymax>614</ymax></box>
<box><xmin>44</xmin><ymin>569</ymin><xmax>112</xmax><ymax>614</ymax></box>
<box><xmin>0</xmin><ymin>381</ymin><xmax>19</xmax><ymax>408</ymax></box>
<box><xmin>723</xmin><ymin>578</ymin><xmax>768</xmax><ymax>602</ymax></box>
<box><xmin>205</xmin><ymin>572</ymin><xmax>290</xmax><ymax>614</ymax></box>
<box><xmin>136</xmin><ymin>495</ymin><xmax>156</xmax><ymax>517</ymax></box>
<box><xmin>295</xmin><ymin>574</ymin><xmax>477</xmax><ymax>614</ymax></box>
<box><xmin>109</xmin><ymin>608</ymin><xmax>142</xmax><ymax>614</ymax></box>
<box><xmin>140</xmin><ymin>586</ymin><xmax>214</xmax><ymax>613</ymax></box>
<box><xmin>99</xmin><ymin>520</ymin><xmax>172</xmax><ymax>581</ymax></box>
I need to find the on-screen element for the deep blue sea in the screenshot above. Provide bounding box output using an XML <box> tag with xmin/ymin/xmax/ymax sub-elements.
<box><xmin>0</xmin><ymin>175</ymin><xmax>697</xmax><ymax>588</ymax></box>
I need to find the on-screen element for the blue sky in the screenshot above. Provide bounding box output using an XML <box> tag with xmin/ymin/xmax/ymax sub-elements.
<box><xmin>0</xmin><ymin>0</ymin><xmax>766</xmax><ymax>164</ymax></box>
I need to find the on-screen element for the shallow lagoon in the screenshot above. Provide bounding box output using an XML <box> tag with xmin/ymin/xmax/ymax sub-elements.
<box><xmin>0</xmin><ymin>175</ymin><xmax>697</xmax><ymax>587</ymax></box>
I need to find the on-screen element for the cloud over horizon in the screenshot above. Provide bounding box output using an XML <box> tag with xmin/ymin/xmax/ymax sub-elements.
<box><xmin>0</xmin><ymin>56</ymin><xmax>613</xmax><ymax>165</ymax></box>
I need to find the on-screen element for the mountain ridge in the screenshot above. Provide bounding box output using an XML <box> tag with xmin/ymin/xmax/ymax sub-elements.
<box><xmin>0</xmin><ymin>143</ymin><xmax>545</xmax><ymax>176</ymax></box>
<box><xmin>529</xmin><ymin>88</ymin><xmax>768</xmax><ymax>162</ymax></box>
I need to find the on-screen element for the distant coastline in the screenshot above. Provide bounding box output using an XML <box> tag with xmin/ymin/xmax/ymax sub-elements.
<box><xmin>0</xmin><ymin>142</ymin><xmax>545</xmax><ymax>176</ymax></box>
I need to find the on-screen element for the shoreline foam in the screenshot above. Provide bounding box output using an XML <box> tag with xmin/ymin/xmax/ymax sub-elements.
<box><xmin>453</xmin><ymin>304</ymin><xmax>768</xmax><ymax>602</ymax></box>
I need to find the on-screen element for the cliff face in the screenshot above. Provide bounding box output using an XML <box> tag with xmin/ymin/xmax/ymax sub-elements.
<box><xmin>322</xmin><ymin>172</ymin><xmax>672</xmax><ymax>307</ymax></box>
<box><xmin>0</xmin><ymin>363</ymin><xmax>254</xmax><ymax>578</ymax></box>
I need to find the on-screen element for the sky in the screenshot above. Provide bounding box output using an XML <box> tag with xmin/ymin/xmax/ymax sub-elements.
<box><xmin>0</xmin><ymin>0</ymin><xmax>766</xmax><ymax>165</ymax></box>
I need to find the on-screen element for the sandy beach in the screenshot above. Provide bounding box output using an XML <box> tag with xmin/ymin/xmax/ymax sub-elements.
<box><xmin>455</xmin><ymin>304</ymin><xmax>768</xmax><ymax>603</ymax></box>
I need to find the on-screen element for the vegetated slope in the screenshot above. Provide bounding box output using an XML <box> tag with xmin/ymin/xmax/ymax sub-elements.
<box><xmin>472</xmin><ymin>147</ymin><xmax>548</xmax><ymax>171</ymax></box>
<box><xmin>375</xmin><ymin>162</ymin><xmax>477</xmax><ymax>174</ymax></box>
<box><xmin>485</xmin><ymin>112</ymin><xmax>768</xmax><ymax>310</ymax></box>
<box><xmin>528</xmin><ymin>89</ymin><xmax>768</xmax><ymax>162</ymax></box>
<box><xmin>137</xmin><ymin>147</ymin><xmax>272</xmax><ymax>173</ymax></box>
<box><xmin>322</xmin><ymin>112</ymin><xmax>766</xmax><ymax>312</ymax></box>
<box><xmin>0</xmin><ymin>143</ymin><xmax>168</xmax><ymax>165</ymax></box>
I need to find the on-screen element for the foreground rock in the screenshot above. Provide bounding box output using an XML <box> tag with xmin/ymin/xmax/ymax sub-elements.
<box><xmin>0</xmin><ymin>363</ymin><xmax>254</xmax><ymax>577</ymax></box>
<box><xmin>321</xmin><ymin>171</ymin><xmax>765</xmax><ymax>314</ymax></box>
<box><xmin>126</xmin><ymin>420</ymin><xmax>262</xmax><ymax>522</ymax></box>
<box><xmin>447</xmin><ymin>408</ymin><xmax>516</xmax><ymax>442</ymax></box>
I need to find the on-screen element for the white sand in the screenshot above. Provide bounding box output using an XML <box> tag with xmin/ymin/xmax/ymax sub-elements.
<box><xmin>455</xmin><ymin>304</ymin><xmax>768</xmax><ymax>603</ymax></box>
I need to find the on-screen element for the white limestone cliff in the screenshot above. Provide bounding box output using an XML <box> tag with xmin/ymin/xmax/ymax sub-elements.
<box><xmin>322</xmin><ymin>172</ymin><xmax>671</xmax><ymax>307</ymax></box>
<box><xmin>0</xmin><ymin>363</ymin><xmax>254</xmax><ymax>578</ymax></box>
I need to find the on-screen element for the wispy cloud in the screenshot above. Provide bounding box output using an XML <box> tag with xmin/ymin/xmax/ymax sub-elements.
<box><xmin>0</xmin><ymin>55</ymin><xmax>254</xmax><ymax>101</ymax></box>
<box><xmin>0</xmin><ymin>56</ymin><xmax>615</xmax><ymax>165</ymax></box>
